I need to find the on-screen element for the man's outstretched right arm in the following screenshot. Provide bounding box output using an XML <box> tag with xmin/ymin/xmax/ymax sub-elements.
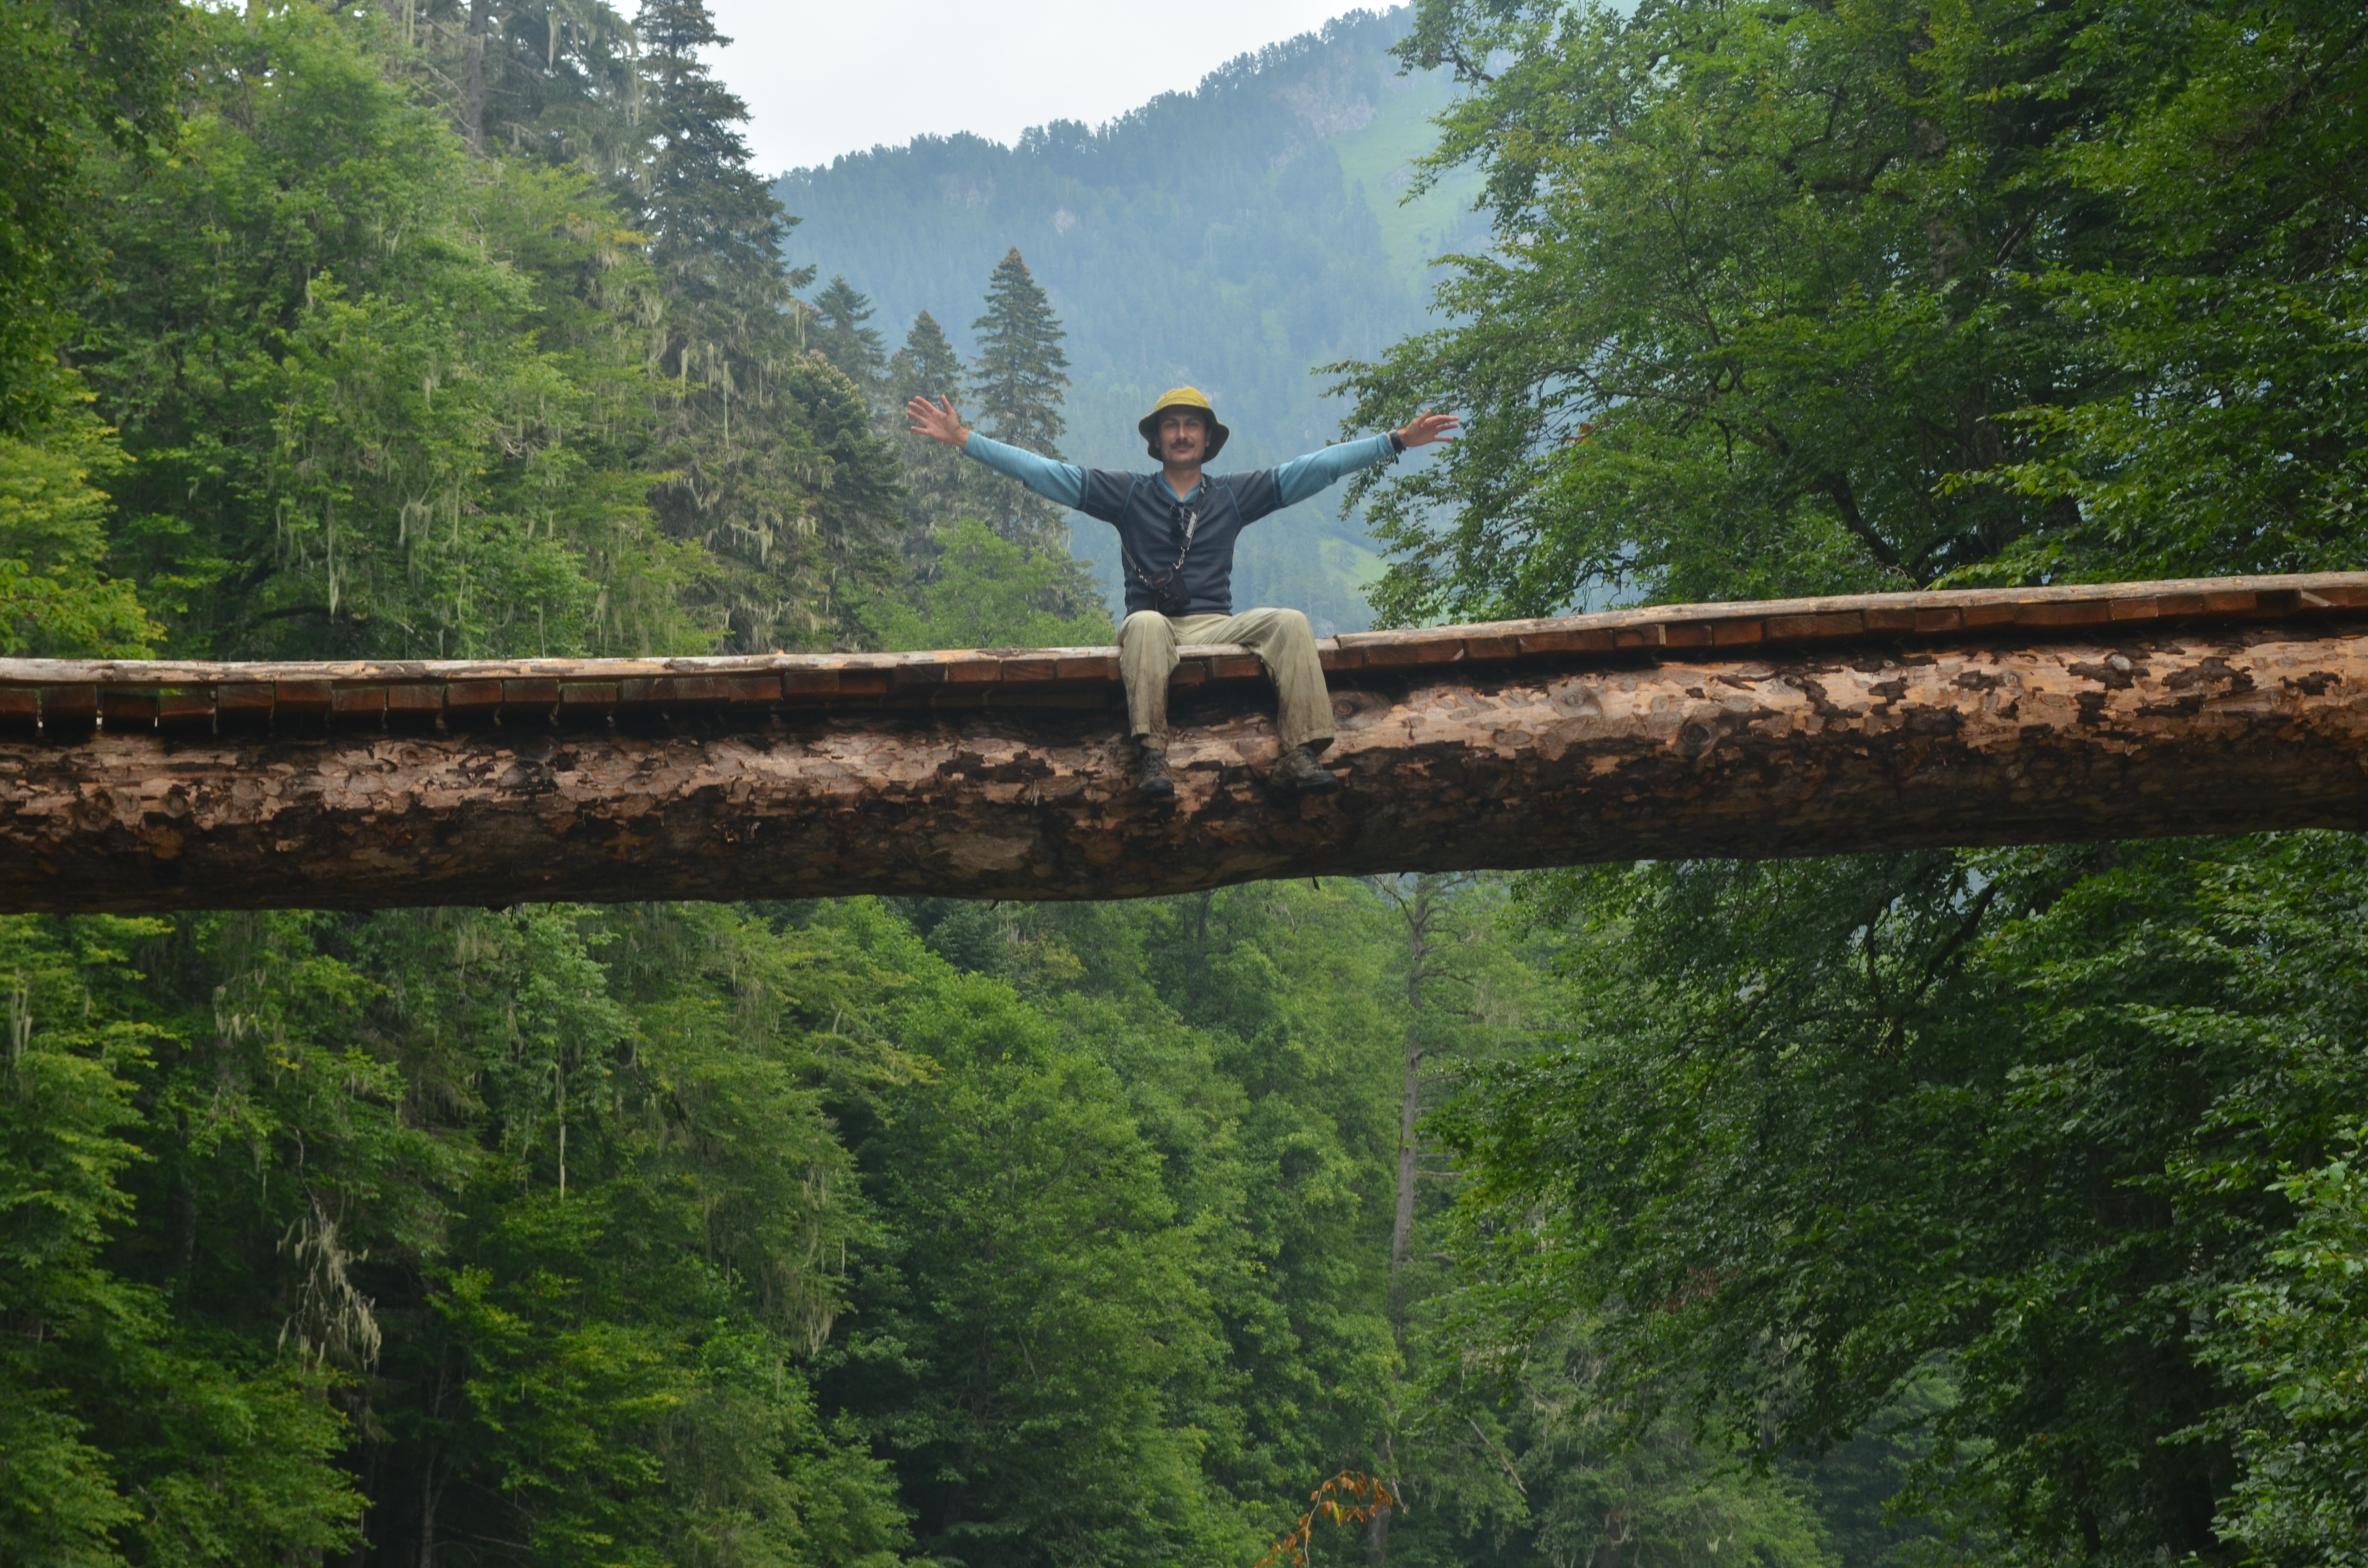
<box><xmin>906</xmin><ymin>394</ymin><xmax>1084</xmax><ymax>508</ymax></box>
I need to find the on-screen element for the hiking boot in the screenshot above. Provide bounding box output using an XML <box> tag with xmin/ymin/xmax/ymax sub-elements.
<box><xmin>1137</xmin><ymin>746</ymin><xmax>1176</xmax><ymax>802</ymax></box>
<box><xmin>1270</xmin><ymin>744</ymin><xmax>1342</xmax><ymax>796</ymax></box>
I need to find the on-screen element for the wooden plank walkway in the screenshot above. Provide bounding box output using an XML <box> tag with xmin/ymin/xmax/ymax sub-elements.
<box><xmin>5</xmin><ymin>574</ymin><xmax>2362</xmax><ymax>738</ymax></box>
<box><xmin>2</xmin><ymin>573</ymin><xmax>2366</xmax><ymax>911</ymax></box>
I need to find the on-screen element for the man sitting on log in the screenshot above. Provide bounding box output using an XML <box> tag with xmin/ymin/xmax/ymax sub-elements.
<box><xmin>905</xmin><ymin>386</ymin><xmax>1457</xmax><ymax>799</ymax></box>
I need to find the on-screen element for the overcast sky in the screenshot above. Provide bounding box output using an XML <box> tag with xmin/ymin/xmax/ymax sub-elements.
<box><xmin>704</xmin><ymin>0</ymin><xmax>1363</xmax><ymax>175</ymax></box>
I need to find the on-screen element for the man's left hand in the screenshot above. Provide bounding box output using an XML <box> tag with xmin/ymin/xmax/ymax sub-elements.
<box><xmin>1395</xmin><ymin>410</ymin><xmax>1461</xmax><ymax>448</ymax></box>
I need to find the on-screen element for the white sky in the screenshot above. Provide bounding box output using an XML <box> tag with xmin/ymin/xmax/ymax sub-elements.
<box><xmin>704</xmin><ymin>0</ymin><xmax>1364</xmax><ymax>175</ymax></box>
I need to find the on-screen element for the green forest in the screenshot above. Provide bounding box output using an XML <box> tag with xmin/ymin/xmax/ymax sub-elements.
<box><xmin>1</xmin><ymin>2</ymin><xmax>2365</xmax><ymax>1568</ymax></box>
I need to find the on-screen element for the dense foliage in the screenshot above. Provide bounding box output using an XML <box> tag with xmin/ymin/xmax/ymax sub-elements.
<box><xmin>0</xmin><ymin>0</ymin><xmax>181</xmax><ymax>434</ymax></box>
<box><xmin>2</xmin><ymin>837</ymin><xmax>1586</xmax><ymax>1567</ymax></box>
<box><xmin>42</xmin><ymin>0</ymin><xmax>902</xmax><ymax>661</ymax></box>
<box><xmin>1336</xmin><ymin>0</ymin><xmax>2367</xmax><ymax>619</ymax></box>
<box><xmin>1334</xmin><ymin>3</ymin><xmax>2368</xmax><ymax>1568</ymax></box>
<box><xmin>1</xmin><ymin>12</ymin><xmax>1679</xmax><ymax>1566</ymax></box>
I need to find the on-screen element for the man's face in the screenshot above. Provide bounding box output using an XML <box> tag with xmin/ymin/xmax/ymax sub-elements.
<box><xmin>1158</xmin><ymin>410</ymin><xmax>1209</xmax><ymax>465</ymax></box>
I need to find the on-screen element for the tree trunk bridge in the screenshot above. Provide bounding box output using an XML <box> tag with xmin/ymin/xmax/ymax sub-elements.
<box><xmin>4</xmin><ymin>574</ymin><xmax>2366</xmax><ymax>914</ymax></box>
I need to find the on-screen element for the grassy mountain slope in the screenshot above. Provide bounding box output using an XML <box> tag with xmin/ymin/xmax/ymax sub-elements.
<box><xmin>774</xmin><ymin>7</ymin><xmax>1481</xmax><ymax>632</ymax></box>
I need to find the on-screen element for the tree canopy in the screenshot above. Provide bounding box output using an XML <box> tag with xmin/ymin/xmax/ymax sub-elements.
<box><xmin>1335</xmin><ymin>0</ymin><xmax>2368</xmax><ymax>620</ymax></box>
<box><xmin>1332</xmin><ymin>3</ymin><xmax>2368</xmax><ymax>1567</ymax></box>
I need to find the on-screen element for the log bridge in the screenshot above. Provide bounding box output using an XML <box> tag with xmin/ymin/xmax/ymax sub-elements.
<box><xmin>4</xmin><ymin>573</ymin><xmax>2368</xmax><ymax>914</ymax></box>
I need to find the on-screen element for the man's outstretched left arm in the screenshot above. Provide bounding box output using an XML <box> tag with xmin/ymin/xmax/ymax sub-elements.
<box><xmin>1272</xmin><ymin>411</ymin><xmax>1459</xmax><ymax>507</ymax></box>
<box><xmin>906</xmin><ymin>393</ymin><xmax>1088</xmax><ymax>507</ymax></box>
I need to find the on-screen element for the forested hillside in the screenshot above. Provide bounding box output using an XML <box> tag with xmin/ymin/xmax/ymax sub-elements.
<box><xmin>775</xmin><ymin>8</ymin><xmax>1486</xmax><ymax>632</ymax></box>
<box><xmin>4</xmin><ymin>0</ymin><xmax>2368</xmax><ymax>1566</ymax></box>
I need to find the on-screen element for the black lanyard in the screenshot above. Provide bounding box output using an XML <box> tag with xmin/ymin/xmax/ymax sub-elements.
<box><xmin>1122</xmin><ymin>494</ymin><xmax>1200</xmax><ymax>602</ymax></box>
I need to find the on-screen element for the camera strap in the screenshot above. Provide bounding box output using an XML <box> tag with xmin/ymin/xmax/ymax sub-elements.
<box><xmin>1122</xmin><ymin>497</ymin><xmax>1199</xmax><ymax>602</ymax></box>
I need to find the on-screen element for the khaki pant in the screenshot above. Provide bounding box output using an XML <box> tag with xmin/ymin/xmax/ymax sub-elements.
<box><xmin>1120</xmin><ymin>608</ymin><xmax>1334</xmax><ymax>754</ymax></box>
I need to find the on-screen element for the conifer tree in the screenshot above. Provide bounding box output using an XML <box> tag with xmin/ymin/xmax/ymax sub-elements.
<box><xmin>890</xmin><ymin>310</ymin><xmax>965</xmax><ymax>417</ymax></box>
<box><xmin>631</xmin><ymin>0</ymin><xmax>902</xmax><ymax>650</ymax></box>
<box><xmin>968</xmin><ymin>249</ymin><xmax>1075</xmax><ymax>558</ymax></box>
<box><xmin>888</xmin><ymin>309</ymin><xmax>981</xmax><ymax>554</ymax></box>
<box><xmin>634</xmin><ymin>0</ymin><xmax>788</xmax><ymax>310</ymax></box>
<box><xmin>814</xmin><ymin>275</ymin><xmax>890</xmax><ymax>416</ymax></box>
<box><xmin>393</xmin><ymin>0</ymin><xmax>642</xmax><ymax>180</ymax></box>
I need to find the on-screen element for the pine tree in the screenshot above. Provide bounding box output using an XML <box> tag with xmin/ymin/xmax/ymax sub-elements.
<box><xmin>888</xmin><ymin>310</ymin><xmax>982</xmax><ymax>558</ymax></box>
<box><xmin>814</xmin><ymin>275</ymin><xmax>890</xmax><ymax>417</ymax></box>
<box><xmin>631</xmin><ymin>0</ymin><xmax>902</xmax><ymax>650</ymax></box>
<box><xmin>634</xmin><ymin>0</ymin><xmax>790</xmax><ymax>311</ymax></box>
<box><xmin>890</xmin><ymin>309</ymin><xmax>965</xmax><ymax>412</ymax></box>
<box><xmin>390</xmin><ymin>0</ymin><xmax>644</xmax><ymax>182</ymax></box>
<box><xmin>968</xmin><ymin>249</ymin><xmax>1074</xmax><ymax>557</ymax></box>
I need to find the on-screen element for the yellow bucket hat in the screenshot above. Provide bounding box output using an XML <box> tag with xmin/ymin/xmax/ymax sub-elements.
<box><xmin>1138</xmin><ymin>386</ymin><xmax>1230</xmax><ymax>460</ymax></box>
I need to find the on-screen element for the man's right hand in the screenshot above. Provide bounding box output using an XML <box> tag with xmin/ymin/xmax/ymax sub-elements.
<box><xmin>906</xmin><ymin>394</ymin><xmax>971</xmax><ymax>449</ymax></box>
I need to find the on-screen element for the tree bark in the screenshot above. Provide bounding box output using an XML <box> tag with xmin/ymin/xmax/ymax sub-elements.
<box><xmin>462</xmin><ymin>0</ymin><xmax>492</xmax><ymax>153</ymax></box>
<box><xmin>1389</xmin><ymin>1020</ymin><xmax>1422</xmax><ymax>1334</ymax></box>
<box><xmin>4</xmin><ymin>577</ymin><xmax>2368</xmax><ymax>914</ymax></box>
<box><xmin>417</xmin><ymin>1458</ymin><xmax>439</xmax><ymax>1568</ymax></box>
<box><xmin>1383</xmin><ymin>876</ymin><xmax>1434</xmax><ymax>1351</ymax></box>
<box><xmin>1368</xmin><ymin>873</ymin><xmax>1438</xmax><ymax>1568</ymax></box>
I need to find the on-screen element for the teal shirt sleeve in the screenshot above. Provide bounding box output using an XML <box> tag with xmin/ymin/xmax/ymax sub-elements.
<box><xmin>1274</xmin><ymin>433</ymin><xmax>1397</xmax><ymax>508</ymax></box>
<box><xmin>962</xmin><ymin>433</ymin><xmax>1085</xmax><ymax>509</ymax></box>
